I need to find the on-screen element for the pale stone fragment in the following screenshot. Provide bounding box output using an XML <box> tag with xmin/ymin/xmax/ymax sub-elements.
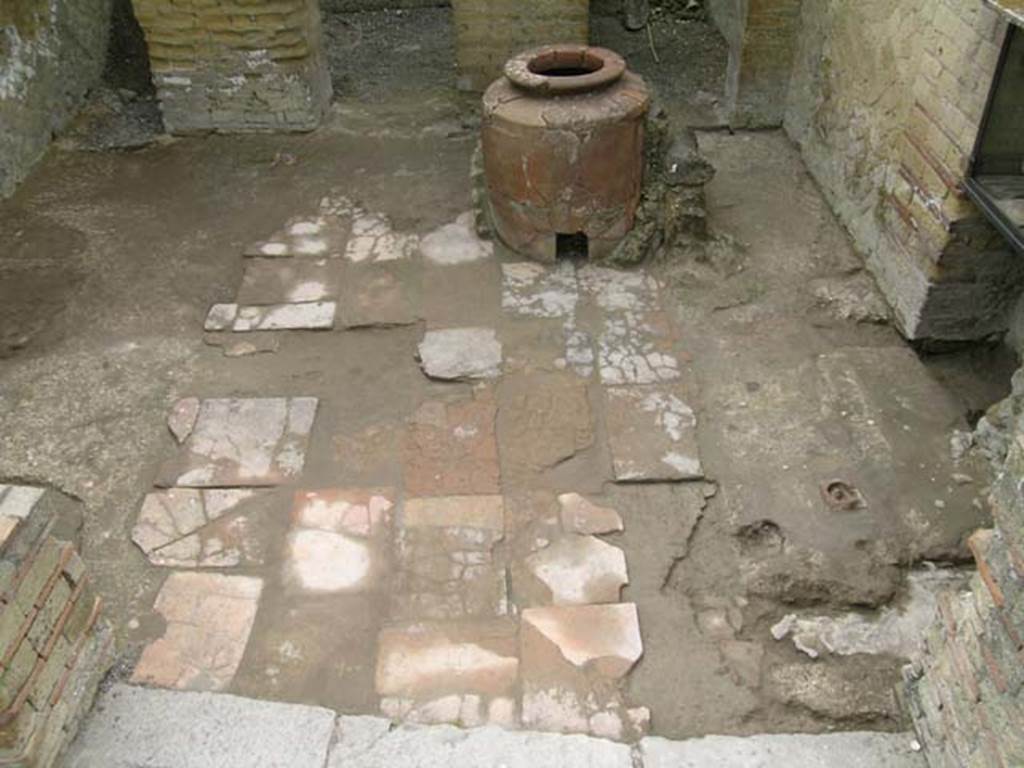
<box><xmin>521</xmin><ymin>603</ymin><xmax>643</xmax><ymax>678</ymax></box>
<box><xmin>418</xmin><ymin>328</ymin><xmax>502</xmax><ymax>380</ymax></box>
<box><xmin>558</xmin><ymin>493</ymin><xmax>623</xmax><ymax>535</ymax></box>
<box><xmin>525</xmin><ymin>535</ymin><xmax>628</xmax><ymax>605</ymax></box>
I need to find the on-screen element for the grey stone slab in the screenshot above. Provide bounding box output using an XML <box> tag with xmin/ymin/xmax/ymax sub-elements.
<box><xmin>328</xmin><ymin>718</ymin><xmax>633</xmax><ymax>768</ymax></box>
<box><xmin>0</xmin><ymin>485</ymin><xmax>45</xmax><ymax>519</ymax></box>
<box><xmin>640</xmin><ymin>732</ymin><xmax>925</xmax><ymax>768</ymax></box>
<box><xmin>66</xmin><ymin>684</ymin><xmax>336</xmax><ymax>768</ymax></box>
<box><xmin>418</xmin><ymin>327</ymin><xmax>502</xmax><ymax>380</ymax></box>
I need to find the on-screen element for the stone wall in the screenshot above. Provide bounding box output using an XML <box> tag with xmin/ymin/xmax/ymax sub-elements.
<box><xmin>785</xmin><ymin>0</ymin><xmax>1024</xmax><ymax>342</ymax></box>
<box><xmin>0</xmin><ymin>486</ymin><xmax>113</xmax><ymax>767</ymax></box>
<box><xmin>0</xmin><ymin>0</ymin><xmax>114</xmax><ymax>197</ymax></box>
<box><xmin>705</xmin><ymin>0</ymin><xmax>803</xmax><ymax>127</ymax></box>
<box><xmin>130</xmin><ymin>0</ymin><xmax>332</xmax><ymax>134</ymax></box>
<box><xmin>450</xmin><ymin>0</ymin><xmax>589</xmax><ymax>91</ymax></box>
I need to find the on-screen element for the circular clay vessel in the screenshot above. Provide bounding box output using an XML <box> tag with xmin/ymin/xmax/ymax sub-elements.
<box><xmin>482</xmin><ymin>44</ymin><xmax>651</xmax><ymax>262</ymax></box>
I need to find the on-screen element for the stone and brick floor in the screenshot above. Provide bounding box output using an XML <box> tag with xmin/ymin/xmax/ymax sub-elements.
<box><xmin>126</xmin><ymin>195</ymin><xmax>704</xmax><ymax>742</ymax></box>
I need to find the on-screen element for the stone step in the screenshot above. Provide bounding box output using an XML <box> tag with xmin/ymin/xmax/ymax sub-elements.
<box><xmin>67</xmin><ymin>684</ymin><xmax>926</xmax><ymax>768</ymax></box>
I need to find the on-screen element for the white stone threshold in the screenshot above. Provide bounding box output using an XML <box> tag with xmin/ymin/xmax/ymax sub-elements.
<box><xmin>66</xmin><ymin>684</ymin><xmax>926</xmax><ymax>768</ymax></box>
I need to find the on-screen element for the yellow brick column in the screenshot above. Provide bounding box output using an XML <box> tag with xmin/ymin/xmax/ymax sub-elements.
<box><xmin>131</xmin><ymin>0</ymin><xmax>332</xmax><ymax>133</ymax></box>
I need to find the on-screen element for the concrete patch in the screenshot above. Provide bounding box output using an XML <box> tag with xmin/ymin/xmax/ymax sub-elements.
<box><xmin>66</xmin><ymin>684</ymin><xmax>335</xmax><ymax>768</ymax></box>
<box><xmin>640</xmin><ymin>732</ymin><xmax>926</xmax><ymax>767</ymax></box>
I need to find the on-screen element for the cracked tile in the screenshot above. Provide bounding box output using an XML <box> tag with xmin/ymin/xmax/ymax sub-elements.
<box><xmin>501</xmin><ymin>262</ymin><xmax>578</xmax><ymax>318</ymax></box>
<box><xmin>285</xmin><ymin>488</ymin><xmax>394</xmax><ymax>594</ymax></box>
<box><xmin>132</xmin><ymin>488</ymin><xmax>272</xmax><ymax>568</ymax></box>
<box><xmin>605</xmin><ymin>386</ymin><xmax>703</xmax><ymax>482</ymax></box>
<box><xmin>375</xmin><ymin>619</ymin><xmax>519</xmax><ymax>727</ymax></box>
<box><xmin>157</xmin><ymin>397</ymin><xmax>317</xmax><ymax>487</ymax></box>
<box><xmin>418</xmin><ymin>328</ymin><xmax>502</xmax><ymax>380</ymax></box>
<box><xmin>403</xmin><ymin>392</ymin><xmax>499</xmax><ymax>497</ymax></box>
<box><xmin>392</xmin><ymin>496</ymin><xmax>507</xmax><ymax>621</ymax></box>
<box><xmin>596</xmin><ymin>312</ymin><xmax>680</xmax><ymax>386</ymax></box>
<box><xmin>132</xmin><ymin>572</ymin><xmax>263</xmax><ymax>691</ymax></box>
<box><xmin>346</xmin><ymin>208</ymin><xmax>419</xmax><ymax>263</ymax></box>
<box><xmin>421</xmin><ymin>212</ymin><xmax>493</xmax><ymax>265</ymax></box>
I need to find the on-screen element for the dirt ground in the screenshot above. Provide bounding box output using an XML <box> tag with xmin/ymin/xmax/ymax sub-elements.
<box><xmin>0</xmin><ymin>7</ymin><xmax>1014</xmax><ymax>743</ymax></box>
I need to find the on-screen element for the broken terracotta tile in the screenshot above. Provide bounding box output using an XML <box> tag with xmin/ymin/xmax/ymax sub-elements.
<box><xmin>284</xmin><ymin>488</ymin><xmax>394</xmax><ymax>594</ymax></box>
<box><xmin>520</xmin><ymin>603</ymin><xmax>645</xmax><ymax>740</ymax></box>
<box><xmin>375</xmin><ymin>619</ymin><xmax>519</xmax><ymax>727</ymax></box>
<box><xmin>235</xmin><ymin>258</ymin><xmax>343</xmax><ymax>305</ymax></box>
<box><xmin>132</xmin><ymin>572</ymin><xmax>263</xmax><ymax>691</ymax></box>
<box><xmin>403</xmin><ymin>391</ymin><xmax>500</xmax><ymax>497</ymax></box>
<box><xmin>421</xmin><ymin>212</ymin><xmax>494</xmax><ymax>265</ymax></box>
<box><xmin>157</xmin><ymin>397</ymin><xmax>317</xmax><ymax>487</ymax></box>
<box><xmin>521</xmin><ymin>603</ymin><xmax>643</xmax><ymax>678</ymax></box>
<box><xmin>558</xmin><ymin>493</ymin><xmax>623</xmax><ymax>535</ymax></box>
<box><xmin>392</xmin><ymin>496</ymin><xmax>507</xmax><ymax>621</ymax></box>
<box><xmin>496</xmin><ymin>371</ymin><xmax>593</xmax><ymax>483</ymax></box>
<box><xmin>132</xmin><ymin>488</ymin><xmax>272</xmax><ymax>568</ymax></box>
<box><xmin>604</xmin><ymin>385</ymin><xmax>703</xmax><ymax>482</ymax></box>
<box><xmin>417</xmin><ymin>328</ymin><xmax>502</xmax><ymax>380</ymax></box>
<box><xmin>501</xmin><ymin>261</ymin><xmax>578</xmax><ymax>318</ymax></box>
<box><xmin>523</xmin><ymin>535</ymin><xmax>628</xmax><ymax>605</ymax></box>
<box><xmin>339</xmin><ymin>261</ymin><xmax>421</xmax><ymax>328</ymax></box>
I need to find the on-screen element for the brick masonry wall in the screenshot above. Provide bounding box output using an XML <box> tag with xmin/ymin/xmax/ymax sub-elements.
<box><xmin>904</xmin><ymin>430</ymin><xmax>1024</xmax><ymax>767</ymax></box>
<box><xmin>450</xmin><ymin>0</ymin><xmax>589</xmax><ymax>92</ymax></box>
<box><xmin>131</xmin><ymin>0</ymin><xmax>332</xmax><ymax>133</ymax></box>
<box><xmin>786</xmin><ymin>0</ymin><xmax>1024</xmax><ymax>342</ymax></box>
<box><xmin>0</xmin><ymin>0</ymin><xmax>114</xmax><ymax>197</ymax></box>
<box><xmin>0</xmin><ymin>487</ymin><xmax>113</xmax><ymax>768</ymax></box>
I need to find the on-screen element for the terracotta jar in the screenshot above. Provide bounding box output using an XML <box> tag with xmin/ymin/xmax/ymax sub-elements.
<box><xmin>481</xmin><ymin>44</ymin><xmax>651</xmax><ymax>262</ymax></box>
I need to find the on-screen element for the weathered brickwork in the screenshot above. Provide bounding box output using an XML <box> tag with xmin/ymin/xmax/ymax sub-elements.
<box><xmin>905</xmin><ymin>421</ymin><xmax>1024</xmax><ymax>768</ymax></box>
<box><xmin>875</xmin><ymin>1</ymin><xmax>1022</xmax><ymax>340</ymax></box>
<box><xmin>131</xmin><ymin>0</ymin><xmax>332</xmax><ymax>133</ymax></box>
<box><xmin>0</xmin><ymin>489</ymin><xmax>113</xmax><ymax>768</ymax></box>
<box><xmin>706</xmin><ymin>0</ymin><xmax>803</xmax><ymax>127</ymax></box>
<box><xmin>450</xmin><ymin>0</ymin><xmax>589</xmax><ymax>92</ymax></box>
<box><xmin>787</xmin><ymin>0</ymin><xmax>1024</xmax><ymax>342</ymax></box>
